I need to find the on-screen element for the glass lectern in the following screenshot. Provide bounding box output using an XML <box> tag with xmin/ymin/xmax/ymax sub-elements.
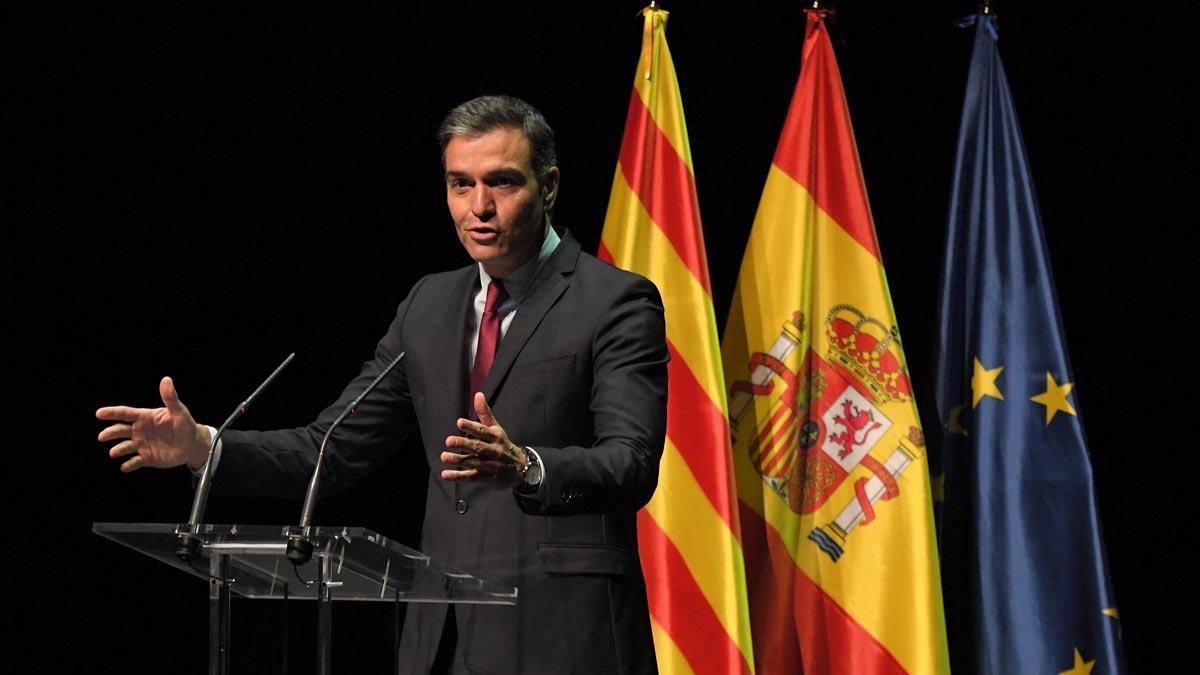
<box><xmin>93</xmin><ymin>523</ymin><xmax>517</xmax><ymax>674</ymax></box>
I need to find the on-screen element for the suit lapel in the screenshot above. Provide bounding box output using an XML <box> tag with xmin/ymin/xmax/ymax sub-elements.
<box><xmin>482</xmin><ymin>229</ymin><xmax>580</xmax><ymax>402</ymax></box>
<box><xmin>432</xmin><ymin>266</ymin><xmax>479</xmax><ymax>419</ymax></box>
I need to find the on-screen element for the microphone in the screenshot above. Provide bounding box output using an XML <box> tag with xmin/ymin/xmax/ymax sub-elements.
<box><xmin>176</xmin><ymin>352</ymin><xmax>297</xmax><ymax>562</ymax></box>
<box><xmin>286</xmin><ymin>350</ymin><xmax>406</xmax><ymax>566</ymax></box>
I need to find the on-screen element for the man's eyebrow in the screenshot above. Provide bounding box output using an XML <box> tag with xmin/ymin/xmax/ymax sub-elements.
<box><xmin>484</xmin><ymin>168</ymin><xmax>527</xmax><ymax>181</ymax></box>
<box><xmin>444</xmin><ymin>168</ymin><xmax>527</xmax><ymax>182</ymax></box>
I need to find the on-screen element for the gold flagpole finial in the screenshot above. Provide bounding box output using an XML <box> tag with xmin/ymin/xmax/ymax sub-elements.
<box><xmin>805</xmin><ymin>1</ymin><xmax>834</xmax><ymax>17</ymax></box>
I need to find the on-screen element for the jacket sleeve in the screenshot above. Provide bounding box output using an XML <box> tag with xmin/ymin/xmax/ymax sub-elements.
<box><xmin>514</xmin><ymin>275</ymin><xmax>669</xmax><ymax>516</ymax></box>
<box><xmin>211</xmin><ymin>278</ymin><xmax>426</xmax><ymax>499</ymax></box>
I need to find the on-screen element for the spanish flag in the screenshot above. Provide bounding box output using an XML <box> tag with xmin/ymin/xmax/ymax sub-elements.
<box><xmin>600</xmin><ymin>6</ymin><xmax>755</xmax><ymax>675</ymax></box>
<box><xmin>720</xmin><ymin>11</ymin><xmax>949</xmax><ymax>675</ymax></box>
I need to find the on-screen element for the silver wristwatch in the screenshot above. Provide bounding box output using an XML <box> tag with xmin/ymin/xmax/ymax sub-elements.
<box><xmin>520</xmin><ymin>447</ymin><xmax>543</xmax><ymax>487</ymax></box>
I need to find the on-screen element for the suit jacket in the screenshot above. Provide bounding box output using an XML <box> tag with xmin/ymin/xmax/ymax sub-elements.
<box><xmin>217</xmin><ymin>229</ymin><xmax>668</xmax><ymax>674</ymax></box>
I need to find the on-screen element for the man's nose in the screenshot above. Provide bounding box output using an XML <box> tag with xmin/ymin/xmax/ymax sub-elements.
<box><xmin>471</xmin><ymin>185</ymin><xmax>495</xmax><ymax>219</ymax></box>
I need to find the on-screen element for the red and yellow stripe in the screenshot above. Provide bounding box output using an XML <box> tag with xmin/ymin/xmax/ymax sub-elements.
<box><xmin>720</xmin><ymin>12</ymin><xmax>949</xmax><ymax>675</ymax></box>
<box><xmin>600</xmin><ymin>7</ymin><xmax>755</xmax><ymax>675</ymax></box>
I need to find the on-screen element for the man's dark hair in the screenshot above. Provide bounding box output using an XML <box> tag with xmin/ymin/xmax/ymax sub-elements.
<box><xmin>438</xmin><ymin>95</ymin><xmax>557</xmax><ymax>185</ymax></box>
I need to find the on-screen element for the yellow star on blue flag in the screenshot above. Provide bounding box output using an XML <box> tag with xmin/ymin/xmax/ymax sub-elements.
<box><xmin>1031</xmin><ymin>372</ymin><xmax>1077</xmax><ymax>425</ymax></box>
<box><xmin>971</xmin><ymin>357</ymin><xmax>1004</xmax><ymax>408</ymax></box>
<box><xmin>1059</xmin><ymin>648</ymin><xmax>1096</xmax><ymax>675</ymax></box>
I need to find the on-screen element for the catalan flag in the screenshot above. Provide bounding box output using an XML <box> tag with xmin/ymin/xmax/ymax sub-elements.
<box><xmin>599</xmin><ymin>6</ymin><xmax>755</xmax><ymax>675</ymax></box>
<box><xmin>935</xmin><ymin>14</ymin><xmax>1127</xmax><ymax>674</ymax></box>
<box><xmin>720</xmin><ymin>10</ymin><xmax>949</xmax><ymax>674</ymax></box>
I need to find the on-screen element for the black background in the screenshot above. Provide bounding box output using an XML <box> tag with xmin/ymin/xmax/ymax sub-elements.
<box><xmin>19</xmin><ymin>1</ymin><xmax>1184</xmax><ymax>672</ymax></box>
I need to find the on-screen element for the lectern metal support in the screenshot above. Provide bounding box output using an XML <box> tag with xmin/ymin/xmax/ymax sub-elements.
<box><xmin>318</xmin><ymin>551</ymin><xmax>333</xmax><ymax>675</ymax></box>
<box><xmin>209</xmin><ymin>553</ymin><xmax>232</xmax><ymax>675</ymax></box>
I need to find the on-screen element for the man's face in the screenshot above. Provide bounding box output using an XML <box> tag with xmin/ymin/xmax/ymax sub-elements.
<box><xmin>444</xmin><ymin>126</ymin><xmax>559</xmax><ymax>278</ymax></box>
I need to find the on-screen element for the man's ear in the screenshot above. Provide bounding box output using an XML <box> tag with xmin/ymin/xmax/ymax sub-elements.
<box><xmin>541</xmin><ymin>166</ymin><xmax>560</xmax><ymax>212</ymax></box>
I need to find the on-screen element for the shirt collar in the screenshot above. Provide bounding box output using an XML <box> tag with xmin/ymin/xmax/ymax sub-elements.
<box><xmin>476</xmin><ymin>224</ymin><xmax>561</xmax><ymax>304</ymax></box>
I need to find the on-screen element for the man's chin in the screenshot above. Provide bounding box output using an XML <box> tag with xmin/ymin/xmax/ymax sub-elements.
<box><xmin>466</xmin><ymin>245</ymin><xmax>502</xmax><ymax>263</ymax></box>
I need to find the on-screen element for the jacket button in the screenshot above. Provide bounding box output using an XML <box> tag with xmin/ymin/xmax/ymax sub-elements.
<box><xmin>455</xmin><ymin>499</ymin><xmax>468</xmax><ymax>514</ymax></box>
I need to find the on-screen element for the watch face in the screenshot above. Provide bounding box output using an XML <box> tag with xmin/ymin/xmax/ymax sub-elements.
<box><xmin>525</xmin><ymin>456</ymin><xmax>543</xmax><ymax>485</ymax></box>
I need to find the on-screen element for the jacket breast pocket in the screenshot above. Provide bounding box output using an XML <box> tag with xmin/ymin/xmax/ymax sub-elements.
<box><xmin>537</xmin><ymin>543</ymin><xmax>639</xmax><ymax>577</ymax></box>
<box><xmin>512</xmin><ymin>353</ymin><xmax>576</xmax><ymax>379</ymax></box>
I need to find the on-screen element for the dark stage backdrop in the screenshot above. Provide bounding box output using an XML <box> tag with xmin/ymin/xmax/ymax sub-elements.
<box><xmin>21</xmin><ymin>1</ymin><xmax>1182</xmax><ymax>672</ymax></box>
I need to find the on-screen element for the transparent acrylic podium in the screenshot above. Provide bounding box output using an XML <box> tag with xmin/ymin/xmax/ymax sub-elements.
<box><xmin>93</xmin><ymin>523</ymin><xmax>517</xmax><ymax>674</ymax></box>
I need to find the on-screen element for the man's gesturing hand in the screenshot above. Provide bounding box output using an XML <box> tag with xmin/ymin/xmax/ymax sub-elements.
<box><xmin>441</xmin><ymin>392</ymin><xmax>529</xmax><ymax>489</ymax></box>
<box><xmin>97</xmin><ymin>376</ymin><xmax>212</xmax><ymax>473</ymax></box>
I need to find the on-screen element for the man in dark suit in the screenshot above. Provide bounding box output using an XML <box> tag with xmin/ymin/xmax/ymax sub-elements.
<box><xmin>97</xmin><ymin>95</ymin><xmax>668</xmax><ymax>674</ymax></box>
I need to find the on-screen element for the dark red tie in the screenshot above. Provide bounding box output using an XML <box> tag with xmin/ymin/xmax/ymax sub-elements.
<box><xmin>469</xmin><ymin>279</ymin><xmax>507</xmax><ymax>407</ymax></box>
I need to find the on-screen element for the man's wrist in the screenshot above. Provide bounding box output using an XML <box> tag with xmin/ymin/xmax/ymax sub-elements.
<box><xmin>188</xmin><ymin>425</ymin><xmax>213</xmax><ymax>471</ymax></box>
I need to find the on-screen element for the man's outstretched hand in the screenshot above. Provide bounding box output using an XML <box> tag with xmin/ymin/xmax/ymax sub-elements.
<box><xmin>97</xmin><ymin>376</ymin><xmax>211</xmax><ymax>472</ymax></box>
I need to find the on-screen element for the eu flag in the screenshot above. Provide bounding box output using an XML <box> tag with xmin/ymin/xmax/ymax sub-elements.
<box><xmin>934</xmin><ymin>14</ymin><xmax>1127</xmax><ymax>675</ymax></box>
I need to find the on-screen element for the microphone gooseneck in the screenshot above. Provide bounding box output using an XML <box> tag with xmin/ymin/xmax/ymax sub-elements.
<box><xmin>286</xmin><ymin>351</ymin><xmax>406</xmax><ymax>566</ymax></box>
<box><xmin>176</xmin><ymin>352</ymin><xmax>297</xmax><ymax>562</ymax></box>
